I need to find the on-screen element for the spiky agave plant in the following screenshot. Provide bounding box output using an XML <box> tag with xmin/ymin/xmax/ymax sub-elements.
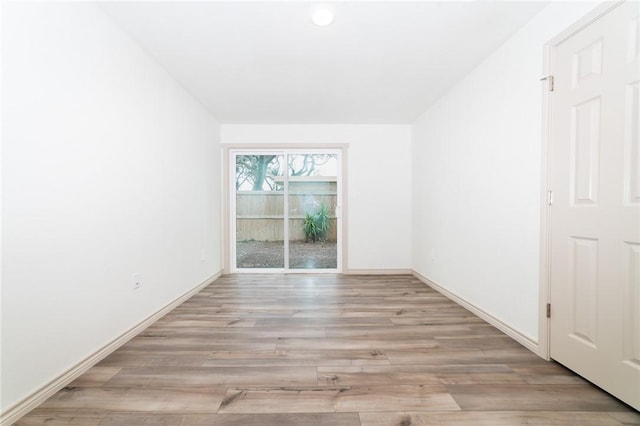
<box><xmin>303</xmin><ymin>212</ymin><xmax>319</xmax><ymax>242</ymax></box>
<box><xmin>303</xmin><ymin>204</ymin><xmax>331</xmax><ymax>242</ymax></box>
<box><xmin>314</xmin><ymin>204</ymin><xmax>330</xmax><ymax>241</ymax></box>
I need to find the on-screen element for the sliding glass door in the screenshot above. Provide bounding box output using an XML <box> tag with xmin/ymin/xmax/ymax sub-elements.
<box><xmin>234</xmin><ymin>153</ymin><xmax>285</xmax><ymax>269</ymax></box>
<box><xmin>287</xmin><ymin>153</ymin><xmax>338</xmax><ymax>269</ymax></box>
<box><xmin>231</xmin><ymin>149</ymin><xmax>341</xmax><ymax>272</ymax></box>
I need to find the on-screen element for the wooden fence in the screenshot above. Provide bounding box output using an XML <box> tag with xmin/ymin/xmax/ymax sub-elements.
<box><xmin>236</xmin><ymin>181</ymin><xmax>337</xmax><ymax>241</ymax></box>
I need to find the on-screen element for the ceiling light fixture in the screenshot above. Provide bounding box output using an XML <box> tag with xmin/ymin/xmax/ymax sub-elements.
<box><xmin>311</xmin><ymin>6</ymin><xmax>334</xmax><ymax>27</ymax></box>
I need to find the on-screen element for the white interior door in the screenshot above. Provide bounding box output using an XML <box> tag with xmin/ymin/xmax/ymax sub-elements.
<box><xmin>548</xmin><ymin>1</ymin><xmax>640</xmax><ymax>410</ymax></box>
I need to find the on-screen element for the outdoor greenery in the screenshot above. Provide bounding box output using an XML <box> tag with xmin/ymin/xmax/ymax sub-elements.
<box><xmin>303</xmin><ymin>204</ymin><xmax>331</xmax><ymax>242</ymax></box>
<box><xmin>236</xmin><ymin>154</ymin><xmax>335</xmax><ymax>191</ymax></box>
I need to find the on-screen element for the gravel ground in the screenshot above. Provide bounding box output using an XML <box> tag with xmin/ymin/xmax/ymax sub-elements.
<box><xmin>236</xmin><ymin>240</ymin><xmax>337</xmax><ymax>269</ymax></box>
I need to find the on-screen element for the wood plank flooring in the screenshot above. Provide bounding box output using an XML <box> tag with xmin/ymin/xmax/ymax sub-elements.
<box><xmin>16</xmin><ymin>274</ymin><xmax>640</xmax><ymax>425</ymax></box>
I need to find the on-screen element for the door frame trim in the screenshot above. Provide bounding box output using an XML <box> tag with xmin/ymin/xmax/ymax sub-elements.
<box><xmin>222</xmin><ymin>143</ymin><xmax>349</xmax><ymax>274</ymax></box>
<box><xmin>538</xmin><ymin>0</ymin><xmax>625</xmax><ymax>361</ymax></box>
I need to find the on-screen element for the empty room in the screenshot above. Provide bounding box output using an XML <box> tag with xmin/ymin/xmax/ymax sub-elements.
<box><xmin>1</xmin><ymin>1</ymin><xmax>639</xmax><ymax>425</ymax></box>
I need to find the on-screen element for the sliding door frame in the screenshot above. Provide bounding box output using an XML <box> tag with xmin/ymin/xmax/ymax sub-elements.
<box><xmin>222</xmin><ymin>144</ymin><xmax>348</xmax><ymax>274</ymax></box>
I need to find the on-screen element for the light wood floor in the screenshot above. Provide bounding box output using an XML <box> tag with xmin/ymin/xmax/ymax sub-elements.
<box><xmin>17</xmin><ymin>274</ymin><xmax>640</xmax><ymax>425</ymax></box>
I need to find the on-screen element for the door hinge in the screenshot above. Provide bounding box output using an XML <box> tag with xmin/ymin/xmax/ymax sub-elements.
<box><xmin>540</xmin><ymin>75</ymin><xmax>554</xmax><ymax>91</ymax></box>
<box><xmin>546</xmin><ymin>303</ymin><xmax>551</xmax><ymax>318</ymax></box>
<box><xmin>547</xmin><ymin>190</ymin><xmax>553</xmax><ymax>206</ymax></box>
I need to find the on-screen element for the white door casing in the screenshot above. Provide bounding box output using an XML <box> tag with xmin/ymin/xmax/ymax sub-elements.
<box><xmin>547</xmin><ymin>1</ymin><xmax>640</xmax><ymax>410</ymax></box>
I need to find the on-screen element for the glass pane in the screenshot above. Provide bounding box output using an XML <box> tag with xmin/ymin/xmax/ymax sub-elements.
<box><xmin>235</xmin><ymin>154</ymin><xmax>285</xmax><ymax>269</ymax></box>
<box><xmin>287</xmin><ymin>153</ymin><xmax>338</xmax><ymax>177</ymax></box>
<box><xmin>288</xmin><ymin>154</ymin><xmax>338</xmax><ymax>269</ymax></box>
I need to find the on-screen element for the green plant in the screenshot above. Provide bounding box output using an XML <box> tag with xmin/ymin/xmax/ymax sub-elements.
<box><xmin>303</xmin><ymin>213</ymin><xmax>318</xmax><ymax>242</ymax></box>
<box><xmin>303</xmin><ymin>204</ymin><xmax>331</xmax><ymax>242</ymax></box>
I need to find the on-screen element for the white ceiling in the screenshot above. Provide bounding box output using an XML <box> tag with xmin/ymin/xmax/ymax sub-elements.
<box><xmin>100</xmin><ymin>1</ymin><xmax>548</xmax><ymax>124</ymax></box>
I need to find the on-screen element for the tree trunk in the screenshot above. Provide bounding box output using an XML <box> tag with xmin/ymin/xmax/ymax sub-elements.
<box><xmin>252</xmin><ymin>155</ymin><xmax>276</xmax><ymax>190</ymax></box>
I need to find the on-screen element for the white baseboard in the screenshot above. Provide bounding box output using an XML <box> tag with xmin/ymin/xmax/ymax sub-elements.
<box><xmin>344</xmin><ymin>269</ymin><xmax>412</xmax><ymax>275</ymax></box>
<box><xmin>0</xmin><ymin>271</ymin><xmax>222</xmax><ymax>426</ymax></box>
<box><xmin>412</xmin><ymin>270</ymin><xmax>540</xmax><ymax>355</ymax></box>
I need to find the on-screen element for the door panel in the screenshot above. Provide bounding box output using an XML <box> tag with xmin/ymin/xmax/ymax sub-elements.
<box><xmin>568</xmin><ymin>236</ymin><xmax>598</xmax><ymax>347</ymax></box>
<box><xmin>623</xmin><ymin>242</ymin><xmax>640</xmax><ymax>367</ymax></box>
<box><xmin>549</xmin><ymin>1</ymin><xmax>640</xmax><ymax>410</ymax></box>
<box><xmin>570</xmin><ymin>97</ymin><xmax>600</xmax><ymax>205</ymax></box>
<box><xmin>624</xmin><ymin>81</ymin><xmax>639</xmax><ymax>205</ymax></box>
<box><xmin>287</xmin><ymin>153</ymin><xmax>339</xmax><ymax>270</ymax></box>
<box><xmin>234</xmin><ymin>154</ymin><xmax>285</xmax><ymax>269</ymax></box>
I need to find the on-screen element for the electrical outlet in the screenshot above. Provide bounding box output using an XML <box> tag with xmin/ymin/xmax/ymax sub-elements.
<box><xmin>201</xmin><ymin>249</ymin><xmax>206</xmax><ymax>262</ymax></box>
<box><xmin>132</xmin><ymin>273</ymin><xmax>142</xmax><ymax>290</ymax></box>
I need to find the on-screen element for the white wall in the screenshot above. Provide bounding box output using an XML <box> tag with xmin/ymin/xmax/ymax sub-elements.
<box><xmin>411</xmin><ymin>1</ymin><xmax>599</xmax><ymax>344</ymax></box>
<box><xmin>221</xmin><ymin>125</ymin><xmax>412</xmax><ymax>271</ymax></box>
<box><xmin>1</xmin><ymin>3</ymin><xmax>221</xmax><ymax>412</ymax></box>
